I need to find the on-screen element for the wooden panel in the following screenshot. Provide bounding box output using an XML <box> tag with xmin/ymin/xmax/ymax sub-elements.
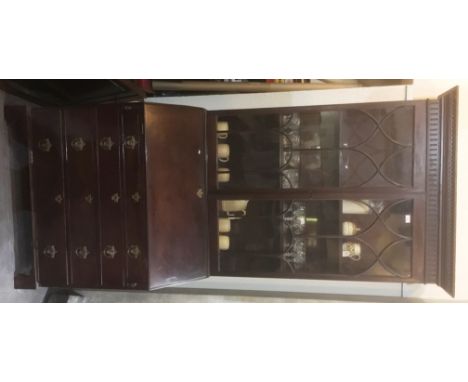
<box><xmin>0</xmin><ymin>79</ymin><xmax>149</xmax><ymax>106</ymax></box>
<box><xmin>145</xmin><ymin>103</ymin><xmax>209</xmax><ymax>289</ymax></box>
<box><xmin>424</xmin><ymin>100</ymin><xmax>441</xmax><ymax>283</ymax></box>
<box><xmin>438</xmin><ymin>86</ymin><xmax>458</xmax><ymax>297</ymax></box>
<box><xmin>122</xmin><ymin>104</ymin><xmax>148</xmax><ymax>289</ymax></box>
<box><xmin>5</xmin><ymin>106</ymin><xmax>36</xmax><ymax>288</ymax></box>
<box><xmin>64</xmin><ymin>107</ymin><xmax>100</xmax><ymax>288</ymax></box>
<box><xmin>97</xmin><ymin>105</ymin><xmax>125</xmax><ymax>288</ymax></box>
<box><xmin>30</xmin><ymin>107</ymin><xmax>68</xmax><ymax>287</ymax></box>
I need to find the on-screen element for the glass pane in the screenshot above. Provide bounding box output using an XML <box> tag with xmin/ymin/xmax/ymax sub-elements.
<box><xmin>216</xmin><ymin>199</ymin><xmax>413</xmax><ymax>278</ymax></box>
<box><xmin>215</xmin><ymin>106</ymin><xmax>414</xmax><ymax>190</ymax></box>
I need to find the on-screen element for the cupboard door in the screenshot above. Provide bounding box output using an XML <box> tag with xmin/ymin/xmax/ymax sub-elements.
<box><xmin>145</xmin><ymin>103</ymin><xmax>209</xmax><ymax>289</ymax></box>
<box><xmin>122</xmin><ymin>104</ymin><xmax>148</xmax><ymax>289</ymax></box>
<box><xmin>97</xmin><ymin>105</ymin><xmax>125</xmax><ymax>288</ymax></box>
<box><xmin>212</xmin><ymin>197</ymin><xmax>424</xmax><ymax>282</ymax></box>
<box><xmin>64</xmin><ymin>107</ymin><xmax>100</xmax><ymax>288</ymax></box>
<box><xmin>30</xmin><ymin>108</ymin><xmax>68</xmax><ymax>286</ymax></box>
<box><xmin>211</xmin><ymin>102</ymin><xmax>426</xmax><ymax>192</ymax></box>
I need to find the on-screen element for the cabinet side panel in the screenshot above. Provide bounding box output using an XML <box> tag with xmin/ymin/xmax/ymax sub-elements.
<box><xmin>5</xmin><ymin>106</ymin><xmax>36</xmax><ymax>288</ymax></box>
<box><xmin>439</xmin><ymin>87</ymin><xmax>458</xmax><ymax>296</ymax></box>
<box><xmin>30</xmin><ymin>107</ymin><xmax>68</xmax><ymax>286</ymax></box>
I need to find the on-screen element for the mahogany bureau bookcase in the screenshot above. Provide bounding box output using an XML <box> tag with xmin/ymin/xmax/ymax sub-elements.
<box><xmin>5</xmin><ymin>87</ymin><xmax>458</xmax><ymax>295</ymax></box>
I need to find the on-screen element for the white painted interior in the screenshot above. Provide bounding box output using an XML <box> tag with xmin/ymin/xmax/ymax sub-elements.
<box><xmin>146</xmin><ymin>81</ymin><xmax>466</xmax><ymax>301</ymax></box>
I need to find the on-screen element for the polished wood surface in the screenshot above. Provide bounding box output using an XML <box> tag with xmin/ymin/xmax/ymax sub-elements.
<box><xmin>145</xmin><ymin>104</ymin><xmax>209</xmax><ymax>290</ymax></box>
<box><xmin>30</xmin><ymin>108</ymin><xmax>68</xmax><ymax>286</ymax></box>
<box><xmin>122</xmin><ymin>104</ymin><xmax>148</xmax><ymax>289</ymax></box>
<box><xmin>97</xmin><ymin>105</ymin><xmax>125</xmax><ymax>288</ymax></box>
<box><xmin>0</xmin><ymin>80</ymin><xmax>150</xmax><ymax>106</ymax></box>
<box><xmin>64</xmin><ymin>107</ymin><xmax>100</xmax><ymax>288</ymax></box>
<box><xmin>438</xmin><ymin>86</ymin><xmax>458</xmax><ymax>296</ymax></box>
<box><xmin>15</xmin><ymin>93</ymin><xmax>457</xmax><ymax>295</ymax></box>
<box><xmin>5</xmin><ymin>106</ymin><xmax>36</xmax><ymax>289</ymax></box>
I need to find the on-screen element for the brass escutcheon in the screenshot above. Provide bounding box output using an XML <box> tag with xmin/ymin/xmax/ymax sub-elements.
<box><xmin>43</xmin><ymin>245</ymin><xmax>58</xmax><ymax>259</ymax></box>
<box><xmin>75</xmin><ymin>246</ymin><xmax>90</xmax><ymax>259</ymax></box>
<box><xmin>103</xmin><ymin>245</ymin><xmax>117</xmax><ymax>259</ymax></box>
<box><xmin>124</xmin><ymin>135</ymin><xmax>137</xmax><ymax>150</ymax></box>
<box><xmin>127</xmin><ymin>245</ymin><xmax>141</xmax><ymax>259</ymax></box>
<box><xmin>99</xmin><ymin>136</ymin><xmax>115</xmax><ymax>151</ymax></box>
<box><xmin>38</xmin><ymin>138</ymin><xmax>52</xmax><ymax>152</ymax></box>
<box><xmin>71</xmin><ymin>137</ymin><xmax>86</xmax><ymax>151</ymax></box>
<box><xmin>131</xmin><ymin>192</ymin><xmax>141</xmax><ymax>203</ymax></box>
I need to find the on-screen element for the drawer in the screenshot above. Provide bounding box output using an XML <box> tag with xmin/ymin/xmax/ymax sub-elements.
<box><xmin>97</xmin><ymin>105</ymin><xmax>125</xmax><ymax>288</ymax></box>
<box><xmin>30</xmin><ymin>108</ymin><xmax>68</xmax><ymax>287</ymax></box>
<box><xmin>122</xmin><ymin>104</ymin><xmax>148</xmax><ymax>289</ymax></box>
<box><xmin>64</xmin><ymin>107</ymin><xmax>100</xmax><ymax>288</ymax></box>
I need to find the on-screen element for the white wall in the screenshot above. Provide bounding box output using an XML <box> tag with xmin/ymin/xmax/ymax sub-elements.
<box><xmin>146</xmin><ymin>81</ymin><xmax>465</xmax><ymax>301</ymax></box>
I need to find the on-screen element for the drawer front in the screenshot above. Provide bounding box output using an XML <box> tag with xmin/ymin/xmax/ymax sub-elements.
<box><xmin>64</xmin><ymin>107</ymin><xmax>100</xmax><ymax>288</ymax></box>
<box><xmin>30</xmin><ymin>108</ymin><xmax>68</xmax><ymax>287</ymax></box>
<box><xmin>97</xmin><ymin>105</ymin><xmax>125</xmax><ymax>288</ymax></box>
<box><xmin>122</xmin><ymin>105</ymin><xmax>148</xmax><ymax>289</ymax></box>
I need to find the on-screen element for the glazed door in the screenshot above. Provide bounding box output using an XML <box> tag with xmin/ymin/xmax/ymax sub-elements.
<box><xmin>145</xmin><ymin>104</ymin><xmax>209</xmax><ymax>290</ymax></box>
<box><xmin>211</xmin><ymin>102</ymin><xmax>426</xmax><ymax>192</ymax></box>
<box><xmin>208</xmin><ymin>101</ymin><xmax>427</xmax><ymax>283</ymax></box>
<box><xmin>212</xmin><ymin>197</ymin><xmax>424</xmax><ymax>282</ymax></box>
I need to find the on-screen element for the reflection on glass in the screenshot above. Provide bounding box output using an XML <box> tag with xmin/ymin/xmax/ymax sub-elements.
<box><xmin>216</xmin><ymin>106</ymin><xmax>414</xmax><ymax>190</ymax></box>
<box><xmin>217</xmin><ymin>199</ymin><xmax>413</xmax><ymax>279</ymax></box>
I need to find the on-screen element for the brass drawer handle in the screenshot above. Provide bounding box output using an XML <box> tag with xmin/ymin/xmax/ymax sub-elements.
<box><xmin>131</xmin><ymin>192</ymin><xmax>141</xmax><ymax>203</ymax></box>
<box><xmin>38</xmin><ymin>138</ymin><xmax>52</xmax><ymax>152</ymax></box>
<box><xmin>75</xmin><ymin>246</ymin><xmax>90</xmax><ymax>259</ymax></box>
<box><xmin>84</xmin><ymin>194</ymin><xmax>93</xmax><ymax>204</ymax></box>
<box><xmin>127</xmin><ymin>245</ymin><xmax>141</xmax><ymax>259</ymax></box>
<box><xmin>99</xmin><ymin>136</ymin><xmax>115</xmax><ymax>151</ymax></box>
<box><xmin>43</xmin><ymin>245</ymin><xmax>58</xmax><ymax>259</ymax></box>
<box><xmin>124</xmin><ymin>135</ymin><xmax>138</xmax><ymax>150</ymax></box>
<box><xmin>111</xmin><ymin>193</ymin><xmax>120</xmax><ymax>203</ymax></box>
<box><xmin>71</xmin><ymin>137</ymin><xmax>86</xmax><ymax>151</ymax></box>
<box><xmin>103</xmin><ymin>245</ymin><xmax>117</xmax><ymax>259</ymax></box>
<box><xmin>196</xmin><ymin>188</ymin><xmax>204</xmax><ymax>199</ymax></box>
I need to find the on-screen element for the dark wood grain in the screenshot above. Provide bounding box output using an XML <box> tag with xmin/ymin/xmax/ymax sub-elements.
<box><xmin>64</xmin><ymin>107</ymin><xmax>100</xmax><ymax>288</ymax></box>
<box><xmin>0</xmin><ymin>80</ymin><xmax>148</xmax><ymax>106</ymax></box>
<box><xmin>145</xmin><ymin>103</ymin><xmax>209</xmax><ymax>290</ymax></box>
<box><xmin>438</xmin><ymin>86</ymin><xmax>458</xmax><ymax>297</ymax></box>
<box><xmin>97</xmin><ymin>105</ymin><xmax>125</xmax><ymax>288</ymax></box>
<box><xmin>30</xmin><ymin>107</ymin><xmax>68</xmax><ymax>287</ymax></box>
<box><xmin>5</xmin><ymin>105</ymin><xmax>36</xmax><ymax>289</ymax></box>
<box><xmin>424</xmin><ymin>100</ymin><xmax>441</xmax><ymax>284</ymax></box>
<box><xmin>122</xmin><ymin>104</ymin><xmax>148</xmax><ymax>289</ymax></box>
